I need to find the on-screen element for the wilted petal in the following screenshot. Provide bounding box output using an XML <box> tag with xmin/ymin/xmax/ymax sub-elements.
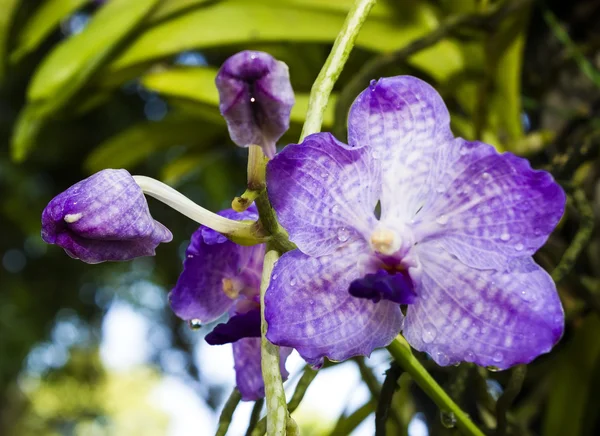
<box><xmin>216</xmin><ymin>50</ymin><xmax>294</xmax><ymax>158</ymax></box>
<box><xmin>412</xmin><ymin>139</ymin><xmax>566</xmax><ymax>270</ymax></box>
<box><xmin>265</xmin><ymin>244</ymin><xmax>403</xmax><ymax>366</ymax></box>
<box><xmin>403</xmin><ymin>243</ymin><xmax>564</xmax><ymax>369</ymax></box>
<box><xmin>41</xmin><ymin>169</ymin><xmax>172</xmax><ymax>263</ymax></box>
<box><xmin>347</xmin><ymin>76</ymin><xmax>453</xmax><ymax>222</ymax></box>
<box><xmin>267</xmin><ymin>132</ymin><xmax>380</xmax><ymax>257</ymax></box>
<box><xmin>232</xmin><ymin>338</ymin><xmax>292</xmax><ymax>401</ymax></box>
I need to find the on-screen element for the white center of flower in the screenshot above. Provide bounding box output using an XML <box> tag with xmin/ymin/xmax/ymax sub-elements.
<box><xmin>64</xmin><ymin>213</ymin><xmax>83</xmax><ymax>223</ymax></box>
<box><xmin>370</xmin><ymin>227</ymin><xmax>400</xmax><ymax>255</ymax></box>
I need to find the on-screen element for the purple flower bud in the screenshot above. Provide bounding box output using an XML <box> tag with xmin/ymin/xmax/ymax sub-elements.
<box><xmin>216</xmin><ymin>51</ymin><xmax>295</xmax><ymax>158</ymax></box>
<box><xmin>41</xmin><ymin>169</ymin><xmax>172</xmax><ymax>264</ymax></box>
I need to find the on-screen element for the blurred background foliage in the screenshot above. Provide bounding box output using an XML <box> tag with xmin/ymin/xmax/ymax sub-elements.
<box><xmin>1</xmin><ymin>0</ymin><xmax>600</xmax><ymax>435</ymax></box>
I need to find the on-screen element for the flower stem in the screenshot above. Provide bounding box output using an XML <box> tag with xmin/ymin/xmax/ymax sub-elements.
<box><xmin>387</xmin><ymin>336</ymin><xmax>485</xmax><ymax>436</ymax></box>
<box><xmin>132</xmin><ymin>175</ymin><xmax>266</xmax><ymax>245</ymax></box>
<box><xmin>259</xmin><ymin>249</ymin><xmax>287</xmax><ymax>435</ymax></box>
<box><xmin>216</xmin><ymin>388</ymin><xmax>242</xmax><ymax>436</ymax></box>
<box><xmin>233</xmin><ymin>145</ymin><xmax>268</xmax><ymax>212</ymax></box>
<box><xmin>300</xmin><ymin>0</ymin><xmax>377</xmax><ymax>140</ymax></box>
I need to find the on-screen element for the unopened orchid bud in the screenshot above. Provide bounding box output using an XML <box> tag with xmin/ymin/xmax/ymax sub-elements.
<box><xmin>41</xmin><ymin>169</ymin><xmax>172</xmax><ymax>264</ymax></box>
<box><xmin>216</xmin><ymin>50</ymin><xmax>294</xmax><ymax>158</ymax></box>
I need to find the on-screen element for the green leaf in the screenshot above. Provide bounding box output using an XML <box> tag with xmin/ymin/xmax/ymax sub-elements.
<box><xmin>28</xmin><ymin>0</ymin><xmax>161</xmax><ymax>102</ymax></box>
<box><xmin>0</xmin><ymin>0</ymin><xmax>20</xmax><ymax>84</ymax></box>
<box><xmin>543</xmin><ymin>315</ymin><xmax>600</xmax><ymax>436</ymax></box>
<box><xmin>10</xmin><ymin>0</ymin><xmax>88</xmax><ymax>63</ymax></box>
<box><xmin>106</xmin><ymin>1</ymin><xmax>464</xmax><ymax>83</ymax></box>
<box><xmin>12</xmin><ymin>0</ymin><xmax>161</xmax><ymax>161</ymax></box>
<box><xmin>140</xmin><ymin>67</ymin><xmax>338</xmax><ymax>127</ymax></box>
<box><xmin>84</xmin><ymin>117</ymin><xmax>220</xmax><ymax>173</ymax></box>
<box><xmin>160</xmin><ymin>151</ymin><xmax>222</xmax><ymax>186</ymax></box>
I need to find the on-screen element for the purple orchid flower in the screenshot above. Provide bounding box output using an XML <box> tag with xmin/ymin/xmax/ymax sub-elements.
<box><xmin>216</xmin><ymin>50</ymin><xmax>295</xmax><ymax>158</ymax></box>
<box><xmin>41</xmin><ymin>169</ymin><xmax>172</xmax><ymax>264</ymax></box>
<box><xmin>264</xmin><ymin>76</ymin><xmax>565</xmax><ymax>369</ymax></box>
<box><xmin>169</xmin><ymin>206</ymin><xmax>291</xmax><ymax>400</ymax></box>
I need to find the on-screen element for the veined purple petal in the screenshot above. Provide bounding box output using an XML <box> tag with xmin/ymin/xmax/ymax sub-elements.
<box><xmin>41</xmin><ymin>169</ymin><xmax>172</xmax><ymax>264</ymax></box>
<box><xmin>349</xmin><ymin>269</ymin><xmax>416</xmax><ymax>304</ymax></box>
<box><xmin>347</xmin><ymin>76</ymin><xmax>453</xmax><ymax>223</ymax></box>
<box><xmin>412</xmin><ymin>139</ymin><xmax>566</xmax><ymax>270</ymax></box>
<box><xmin>169</xmin><ymin>223</ymin><xmax>265</xmax><ymax>324</ymax></box>
<box><xmin>216</xmin><ymin>50</ymin><xmax>295</xmax><ymax>158</ymax></box>
<box><xmin>403</xmin><ymin>243</ymin><xmax>564</xmax><ymax>369</ymax></box>
<box><xmin>267</xmin><ymin>132</ymin><xmax>380</xmax><ymax>257</ymax></box>
<box><xmin>265</xmin><ymin>244</ymin><xmax>403</xmax><ymax>366</ymax></box>
<box><xmin>205</xmin><ymin>309</ymin><xmax>261</xmax><ymax>345</ymax></box>
<box><xmin>232</xmin><ymin>338</ymin><xmax>292</xmax><ymax>401</ymax></box>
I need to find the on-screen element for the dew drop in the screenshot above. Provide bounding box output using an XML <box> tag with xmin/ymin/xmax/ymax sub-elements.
<box><xmin>369</xmin><ymin>79</ymin><xmax>377</xmax><ymax>90</ymax></box>
<box><xmin>188</xmin><ymin>319</ymin><xmax>202</xmax><ymax>330</ymax></box>
<box><xmin>422</xmin><ymin>324</ymin><xmax>437</xmax><ymax>343</ymax></box>
<box><xmin>436</xmin><ymin>350</ymin><xmax>450</xmax><ymax>366</ymax></box>
<box><xmin>435</xmin><ymin>184</ymin><xmax>446</xmax><ymax>193</ymax></box>
<box><xmin>492</xmin><ymin>352</ymin><xmax>503</xmax><ymax>363</ymax></box>
<box><xmin>371</xmin><ymin>150</ymin><xmax>380</xmax><ymax>159</ymax></box>
<box><xmin>290</xmin><ymin>278</ymin><xmax>296</xmax><ymax>287</ymax></box>
<box><xmin>481</xmin><ymin>172</ymin><xmax>490</xmax><ymax>180</ymax></box>
<box><xmin>272</xmin><ymin>273</ymin><xmax>278</xmax><ymax>281</ymax></box>
<box><xmin>533</xmin><ymin>227</ymin><xmax>542</xmax><ymax>236</ymax></box>
<box><xmin>321</xmin><ymin>171</ymin><xmax>328</xmax><ymax>178</ymax></box>
<box><xmin>331</xmin><ymin>204</ymin><xmax>340</xmax><ymax>214</ymax></box>
<box><xmin>515</xmin><ymin>243</ymin><xmax>524</xmax><ymax>251</ymax></box>
<box><xmin>250</xmin><ymin>97</ymin><xmax>256</xmax><ymax>103</ymax></box>
<box><xmin>500</xmin><ymin>233</ymin><xmax>510</xmax><ymax>241</ymax></box>
<box><xmin>337</xmin><ymin>227</ymin><xmax>350</xmax><ymax>242</ymax></box>
<box><xmin>465</xmin><ymin>350</ymin><xmax>475</xmax><ymax>362</ymax></box>
<box><xmin>440</xmin><ymin>410</ymin><xmax>456</xmax><ymax>429</ymax></box>
<box><xmin>436</xmin><ymin>214</ymin><xmax>449</xmax><ymax>225</ymax></box>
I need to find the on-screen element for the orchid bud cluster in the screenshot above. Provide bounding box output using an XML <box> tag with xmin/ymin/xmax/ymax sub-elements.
<box><xmin>41</xmin><ymin>50</ymin><xmax>566</xmax><ymax>403</ymax></box>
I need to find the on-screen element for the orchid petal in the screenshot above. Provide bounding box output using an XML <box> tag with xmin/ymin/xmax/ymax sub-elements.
<box><xmin>347</xmin><ymin>76</ymin><xmax>453</xmax><ymax>222</ymax></box>
<box><xmin>267</xmin><ymin>132</ymin><xmax>380</xmax><ymax>257</ymax></box>
<box><xmin>413</xmin><ymin>139</ymin><xmax>566</xmax><ymax>270</ymax></box>
<box><xmin>265</xmin><ymin>244</ymin><xmax>403</xmax><ymax>366</ymax></box>
<box><xmin>403</xmin><ymin>243</ymin><xmax>564</xmax><ymax>369</ymax></box>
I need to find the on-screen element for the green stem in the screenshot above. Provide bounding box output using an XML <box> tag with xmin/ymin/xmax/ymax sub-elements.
<box><xmin>387</xmin><ymin>336</ymin><xmax>485</xmax><ymax>436</ymax></box>
<box><xmin>216</xmin><ymin>388</ymin><xmax>242</xmax><ymax>436</ymax></box>
<box><xmin>300</xmin><ymin>0</ymin><xmax>377</xmax><ymax>140</ymax></box>
<box><xmin>245</xmin><ymin>398</ymin><xmax>265</xmax><ymax>436</ymax></box>
<box><xmin>259</xmin><ymin>249</ymin><xmax>287</xmax><ymax>436</ymax></box>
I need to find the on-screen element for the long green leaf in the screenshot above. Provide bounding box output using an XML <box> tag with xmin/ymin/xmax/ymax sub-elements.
<box><xmin>10</xmin><ymin>0</ymin><xmax>89</xmax><ymax>63</ymax></box>
<box><xmin>84</xmin><ymin>117</ymin><xmax>220</xmax><ymax>173</ymax></box>
<box><xmin>543</xmin><ymin>315</ymin><xmax>600</xmax><ymax>436</ymax></box>
<box><xmin>0</xmin><ymin>0</ymin><xmax>20</xmax><ymax>84</ymax></box>
<box><xmin>12</xmin><ymin>0</ymin><xmax>162</xmax><ymax>161</ymax></box>
<box><xmin>106</xmin><ymin>1</ymin><xmax>463</xmax><ymax>83</ymax></box>
<box><xmin>140</xmin><ymin>68</ymin><xmax>338</xmax><ymax>127</ymax></box>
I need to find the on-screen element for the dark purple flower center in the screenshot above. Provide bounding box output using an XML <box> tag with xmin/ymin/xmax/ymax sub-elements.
<box><xmin>349</xmin><ymin>268</ymin><xmax>416</xmax><ymax>305</ymax></box>
<box><xmin>204</xmin><ymin>308</ymin><xmax>261</xmax><ymax>345</ymax></box>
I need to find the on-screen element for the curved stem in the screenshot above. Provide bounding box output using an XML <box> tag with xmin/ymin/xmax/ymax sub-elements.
<box><xmin>133</xmin><ymin>175</ymin><xmax>265</xmax><ymax>245</ymax></box>
<box><xmin>259</xmin><ymin>249</ymin><xmax>287</xmax><ymax>435</ymax></box>
<box><xmin>300</xmin><ymin>0</ymin><xmax>377</xmax><ymax>140</ymax></box>
<box><xmin>387</xmin><ymin>336</ymin><xmax>485</xmax><ymax>436</ymax></box>
<box><xmin>216</xmin><ymin>388</ymin><xmax>242</xmax><ymax>436</ymax></box>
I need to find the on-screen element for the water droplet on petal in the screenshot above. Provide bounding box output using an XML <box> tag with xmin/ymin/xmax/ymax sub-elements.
<box><xmin>500</xmin><ymin>233</ymin><xmax>510</xmax><ymax>241</ymax></box>
<box><xmin>436</xmin><ymin>350</ymin><xmax>450</xmax><ymax>366</ymax></box>
<box><xmin>331</xmin><ymin>204</ymin><xmax>339</xmax><ymax>214</ymax></box>
<box><xmin>188</xmin><ymin>319</ymin><xmax>202</xmax><ymax>330</ymax></box>
<box><xmin>481</xmin><ymin>172</ymin><xmax>491</xmax><ymax>180</ymax></box>
<box><xmin>465</xmin><ymin>351</ymin><xmax>475</xmax><ymax>362</ymax></box>
<box><xmin>337</xmin><ymin>227</ymin><xmax>350</xmax><ymax>242</ymax></box>
<box><xmin>435</xmin><ymin>184</ymin><xmax>446</xmax><ymax>193</ymax></box>
<box><xmin>422</xmin><ymin>324</ymin><xmax>437</xmax><ymax>343</ymax></box>
<box><xmin>272</xmin><ymin>273</ymin><xmax>278</xmax><ymax>281</ymax></box>
<box><xmin>250</xmin><ymin>97</ymin><xmax>256</xmax><ymax>103</ymax></box>
<box><xmin>290</xmin><ymin>278</ymin><xmax>296</xmax><ymax>287</ymax></box>
<box><xmin>436</xmin><ymin>215</ymin><xmax>449</xmax><ymax>225</ymax></box>
<box><xmin>440</xmin><ymin>410</ymin><xmax>456</xmax><ymax>429</ymax></box>
<box><xmin>533</xmin><ymin>227</ymin><xmax>542</xmax><ymax>236</ymax></box>
<box><xmin>371</xmin><ymin>150</ymin><xmax>380</xmax><ymax>159</ymax></box>
<box><xmin>515</xmin><ymin>243</ymin><xmax>524</xmax><ymax>251</ymax></box>
<box><xmin>492</xmin><ymin>352</ymin><xmax>503</xmax><ymax>363</ymax></box>
<box><xmin>369</xmin><ymin>79</ymin><xmax>377</xmax><ymax>90</ymax></box>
